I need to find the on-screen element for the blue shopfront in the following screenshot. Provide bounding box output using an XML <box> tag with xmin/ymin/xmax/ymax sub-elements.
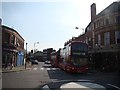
<box><xmin>17</xmin><ymin>51</ymin><xmax>24</xmax><ymax>66</ymax></box>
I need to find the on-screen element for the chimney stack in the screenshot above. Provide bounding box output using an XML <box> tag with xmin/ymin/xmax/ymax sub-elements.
<box><xmin>91</xmin><ymin>3</ymin><xmax>96</xmax><ymax>21</ymax></box>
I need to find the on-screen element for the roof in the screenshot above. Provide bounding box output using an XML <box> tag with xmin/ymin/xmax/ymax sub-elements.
<box><xmin>95</xmin><ymin>1</ymin><xmax>120</xmax><ymax>20</ymax></box>
<box><xmin>85</xmin><ymin>1</ymin><xmax>120</xmax><ymax>32</ymax></box>
<box><xmin>2</xmin><ymin>25</ymin><xmax>24</xmax><ymax>41</ymax></box>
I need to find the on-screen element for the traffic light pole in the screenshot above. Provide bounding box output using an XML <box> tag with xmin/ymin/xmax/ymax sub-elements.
<box><xmin>25</xmin><ymin>43</ymin><xmax>28</xmax><ymax>69</ymax></box>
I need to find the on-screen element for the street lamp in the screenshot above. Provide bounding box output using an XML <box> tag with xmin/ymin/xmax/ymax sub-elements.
<box><xmin>26</xmin><ymin>43</ymin><xmax>28</xmax><ymax>54</ymax></box>
<box><xmin>34</xmin><ymin>42</ymin><xmax>39</xmax><ymax>53</ymax></box>
<box><xmin>25</xmin><ymin>42</ymin><xmax>28</xmax><ymax>69</ymax></box>
<box><xmin>75</xmin><ymin>27</ymin><xmax>84</xmax><ymax>34</ymax></box>
<box><xmin>75</xmin><ymin>27</ymin><xmax>85</xmax><ymax>43</ymax></box>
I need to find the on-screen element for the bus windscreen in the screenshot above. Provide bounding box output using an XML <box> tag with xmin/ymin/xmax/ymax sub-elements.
<box><xmin>72</xmin><ymin>43</ymin><xmax>88</xmax><ymax>51</ymax></box>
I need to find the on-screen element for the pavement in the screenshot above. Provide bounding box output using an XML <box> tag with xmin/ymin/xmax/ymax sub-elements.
<box><xmin>2</xmin><ymin>62</ymin><xmax>32</xmax><ymax>73</ymax></box>
<box><xmin>2</xmin><ymin>66</ymin><xmax>31</xmax><ymax>73</ymax></box>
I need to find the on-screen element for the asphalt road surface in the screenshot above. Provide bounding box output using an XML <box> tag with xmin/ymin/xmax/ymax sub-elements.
<box><xmin>2</xmin><ymin>62</ymin><xmax>120</xmax><ymax>89</ymax></box>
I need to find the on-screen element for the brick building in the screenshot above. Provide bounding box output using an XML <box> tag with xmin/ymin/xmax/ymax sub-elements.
<box><xmin>75</xmin><ymin>1</ymin><xmax>120</xmax><ymax>70</ymax></box>
<box><xmin>2</xmin><ymin>25</ymin><xmax>25</xmax><ymax>68</ymax></box>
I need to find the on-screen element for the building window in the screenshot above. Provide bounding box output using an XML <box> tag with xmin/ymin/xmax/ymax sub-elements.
<box><xmin>99</xmin><ymin>19</ymin><xmax>103</xmax><ymax>27</ymax></box>
<box><xmin>97</xmin><ymin>20</ymin><xmax>101</xmax><ymax>28</ymax></box>
<box><xmin>104</xmin><ymin>32</ymin><xmax>110</xmax><ymax>45</ymax></box>
<box><xmin>89</xmin><ymin>37</ymin><xmax>91</xmax><ymax>41</ymax></box>
<box><xmin>105</xmin><ymin>18</ymin><xmax>110</xmax><ymax>25</ymax></box>
<box><xmin>109</xmin><ymin>17</ymin><xmax>114</xmax><ymax>24</ymax></box>
<box><xmin>96</xmin><ymin>21</ymin><xmax>98</xmax><ymax>28</ymax></box>
<box><xmin>116</xmin><ymin>16</ymin><xmax>120</xmax><ymax>23</ymax></box>
<box><xmin>85</xmin><ymin>37</ymin><xmax>88</xmax><ymax>44</ymax></box>
<box><xmin>98</xmin><ymin>34</ymin><xmax>101</xmax><ymax>45</ymax></box>
<box><xmin>4</xmin><ymin>32</ymin><xmax>10</xmax><ymax>44</ymax></box>
<box><xmin>94</xmin><ymin>22</ymin><xmax>97</xmax><ymax>29</ymax></box>
<box><xmin>16</xmin><ymin>39</ymin><xmax>20</xmax><ymax>47</ymax></box>
<box><xmin>91</xmin><ymin>23</ymin><xmax>94</xmax><ymax>30</ymax></box>
<box><xmin>115</xmin><ymin>31</ymin><xmax>120</xmax><ymax>44</ymax></box>
<box><xmin>15</xmin><ymin>37</ymin><xmax>17</xmax><ymax>46</ymax></box>
<box><xmin>11</xmin><ymin>34</ymin><xmax>15</xmax><ymax>45</ymax></box>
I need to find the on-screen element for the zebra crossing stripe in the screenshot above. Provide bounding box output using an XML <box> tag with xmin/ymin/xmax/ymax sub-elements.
<box><xmin>46</xmin><ymin>68</ymin><xmax>51</xmax><ymax>70</ymax></box>
<box><xmin>52</xmin><ymin>68</ymin><xmax>57</xmax><ymax>70</ymax></box>
<box><xmin>40</xmin><ymin>68</ymin><xmax>44</xmax><ymax>70</ymax></box>
<box><xmin>29</xmin><ymin>67</ymin><xmax>59</xmax><ymax>71</ymax></box>
<box><xmin>33</xmin><ymin>68</ymin><xmax>37</xmax><ymax>70</ymax></box>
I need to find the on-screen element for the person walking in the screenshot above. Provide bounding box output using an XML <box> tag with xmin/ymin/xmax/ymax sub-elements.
<box><xmin>9</xmin><ymin>57</ymin><xmax>13</xmax><ymax>70</ymax></box>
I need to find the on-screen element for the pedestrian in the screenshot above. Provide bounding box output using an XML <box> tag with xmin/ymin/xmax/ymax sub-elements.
<box><xmin>10</xmin><ymin>57</ymin><xmax>13</xmax><ymax>70</ymax></box>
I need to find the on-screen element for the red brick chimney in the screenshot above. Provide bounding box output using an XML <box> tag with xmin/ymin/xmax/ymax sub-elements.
<box><xmin>91</xmin><ymin>3</ymin><xmax>96</xmax><ymax>21</ymax></box>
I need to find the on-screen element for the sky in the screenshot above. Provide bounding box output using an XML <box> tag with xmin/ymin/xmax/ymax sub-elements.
<box><xmin>1</xmin><ymin>0</ymin><xmax>117</xmax><ymax>51</ymax></box>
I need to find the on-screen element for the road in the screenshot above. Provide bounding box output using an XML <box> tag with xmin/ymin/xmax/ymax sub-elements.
<box><xmin>2</xmin><ymin>62</ymin><xmax>120</xmax><ymax>89</ymax></box>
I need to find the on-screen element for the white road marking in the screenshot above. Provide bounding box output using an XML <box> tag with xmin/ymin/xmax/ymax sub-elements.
<box><xmin>40</xmin><ymin>68</ymin><xmax>44</xmax><ymax>70</ymax></box>
<box><xmin>28</xmin><ymin>66</ymin><xmax>59</xmax><ymax>71</ymax></box>
<box><xmin>33</xmin><ymin>68</ymin><xmax>37</xmax><ymax>70</ymax></box>
<box><xmin>46</xmin><ymin>67</ymin><xmax>59</xmax><ymax>70</ymax></box>
<box><xmin>46</xmin><ymin>68</ymin><xmax>51</xmax><ymax>70</ymax></box>
<box><xmin>52</xmin><ymin>68</ymin><xmax>57</xmax><ymax>70</ymax></box>
<box><xmin>108</xmin><ymin>84</ymin><xmax>120</xmax><ymax>90</ymax></box>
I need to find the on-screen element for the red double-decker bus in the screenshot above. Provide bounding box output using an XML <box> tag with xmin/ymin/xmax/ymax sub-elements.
<box><xmin>59</xmin><ymin>41</ymin><xmax>89</xmax><ymax>73</ymax></box>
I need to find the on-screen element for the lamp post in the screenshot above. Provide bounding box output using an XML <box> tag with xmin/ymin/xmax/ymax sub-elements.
<box><xmin>75</xmin><ymin>27</ymin><xmax>84</xmax><ymax>34</ymax></box>
<box><xmin>26</xmin><ymin>43</ymin><xmax>28</xmax><ymax>54</ymax></box>
<box><xmin>75</xmin><ymin>27</ymin><xmax>85</xmax><ymax>42</ymax></box>
<box><xmin>34</xmin><ymin>42</ymin><xmax>39</xmax><ymax>53</ymax></box>
<box><xmin>25</xmin><ymin>42</ymin><xmax>28</xmax><ymax>69</ymax></box>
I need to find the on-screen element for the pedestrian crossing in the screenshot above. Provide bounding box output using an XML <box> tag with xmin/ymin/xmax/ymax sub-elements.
<box><xmin>33</xmin><ymin>68</ymin><xmax>37</xmax><ymax>70</ymax></box>
<box><xmin>28</xmin><ymin>67</ymin><xmax>60</xmax><ymax>71</ymax></box>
